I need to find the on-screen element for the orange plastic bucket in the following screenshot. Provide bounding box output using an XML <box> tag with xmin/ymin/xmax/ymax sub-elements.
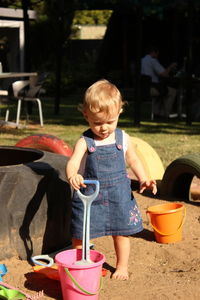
<box><xmin>146</xmin><ymin>203</ymin><xmax>186</xmax><ymax>243</ymax></box>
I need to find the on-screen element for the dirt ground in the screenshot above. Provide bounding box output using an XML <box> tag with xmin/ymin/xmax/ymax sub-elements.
<box><xmin>0</xmin><ymin>190</ymin><xmax>200</xmax><ymax>300</ymax></box>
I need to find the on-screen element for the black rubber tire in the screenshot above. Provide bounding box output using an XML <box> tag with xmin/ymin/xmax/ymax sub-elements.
<box><xmin>160</xmin><ymin>153</ymin><xmax>200</xmax><ymax>201</ymax></box>
<box><xmin>0</xmin><ymin>146</ymin><xmax>71</xmax><ymax>260</ymax></box>
<box><xmin>15</xmin><ymin>134</ymin><xmax>73</xmax><ymax>157</ymax></box>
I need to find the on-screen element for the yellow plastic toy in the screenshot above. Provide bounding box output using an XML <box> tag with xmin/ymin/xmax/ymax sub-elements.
<box><xmin>130</xmin><ymin>136</ymin><xmax>164</xmax><ymax>180</ymax></box>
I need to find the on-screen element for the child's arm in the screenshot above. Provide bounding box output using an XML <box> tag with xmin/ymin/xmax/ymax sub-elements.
<box><xmin>125</xmin><ymin>133</ymin><xmax>157</xmax><ymax>195</ymax></box>
<box><xmin>66</xmin><ymin>137</ymin><xmax>87</xmax><ymax>190</ymax></box>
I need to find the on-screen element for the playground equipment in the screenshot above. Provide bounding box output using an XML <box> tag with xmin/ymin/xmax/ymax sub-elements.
<box><xmin>160</xmin><ymin>153</ymin><xmax>200</xmax><ymax>201</ymax></box>
<box><xmin>130</xmin><ymin>136</ymin><xmax>164</xmax><ymax>180</ymax></box>
<box><xmin>0</xmin><ymin>146</ymin><xmax>71</xmax><ymax>260</ymax></box>
<box><xmin>15</xmin><ymin>134</ymin><xmax>73</xmax><ymax>157</ymax></box>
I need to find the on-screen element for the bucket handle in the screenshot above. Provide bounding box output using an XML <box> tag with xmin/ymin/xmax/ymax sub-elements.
<box><xmin>146</xmin><ymin>207</ymin><xmax>186</xmax><ymax>236</ymax></box>
<box><xmin>65</xmin><ymin>268</ymin><xmax>103</xmax><ymax>296</ymax></box>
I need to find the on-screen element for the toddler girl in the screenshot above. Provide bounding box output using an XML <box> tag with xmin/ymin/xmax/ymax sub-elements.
<box><xmin>66</xmin><ymin>79</ymin><xmax>157</xmax><ymax>280</ymax></box>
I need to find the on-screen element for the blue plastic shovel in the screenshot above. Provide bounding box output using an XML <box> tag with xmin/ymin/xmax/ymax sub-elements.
<box><xmin>75</xmin><ymin>180</ymin><xmax>100</xmax><ymax>265</ymax></box>
<box><xmin>0</xmin><ymin>264</ymin><xmax>7</xmax><ymax>282</ymax></box>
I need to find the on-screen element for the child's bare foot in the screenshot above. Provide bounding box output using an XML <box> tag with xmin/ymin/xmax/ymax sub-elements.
<box><xmin>112</xmin><ymin>268</ymin><xmax>129</xmax><ymax>280</ymax></box>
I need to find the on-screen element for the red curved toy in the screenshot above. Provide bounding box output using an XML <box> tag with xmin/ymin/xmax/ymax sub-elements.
<box><xmin>15</xmin><ymin>134</ymin><xmax>73</xmax><ymax>157</ymax></box>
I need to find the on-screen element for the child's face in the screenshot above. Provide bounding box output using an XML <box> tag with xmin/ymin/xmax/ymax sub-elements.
<box><xmin>84</xmin><ymin>105</ymin><xmax>121</xmax><ymax>140</ymax></box>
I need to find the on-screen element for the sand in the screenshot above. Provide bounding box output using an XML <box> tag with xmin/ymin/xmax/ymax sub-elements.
<box><xmin>0</xmin><ymin>191</ymin><xmax>200</xmax><ymax>300</ymax></box>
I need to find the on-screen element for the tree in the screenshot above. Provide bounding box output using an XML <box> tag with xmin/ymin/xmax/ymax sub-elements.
<box><xmin>43</xmin><ymin>0</ymin><xmax>75</xmax><ymax>114</ymax></box>
<box><xmin>73</xmin><ymin>10</ymin><xmax>112</xmax><ymax>25</ymax></box>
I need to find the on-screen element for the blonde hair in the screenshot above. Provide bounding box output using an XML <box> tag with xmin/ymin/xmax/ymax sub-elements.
<box><xmin>79</xmin><ymin>79</ymin><xmax>125</xmax><ymax>115</ymax></box>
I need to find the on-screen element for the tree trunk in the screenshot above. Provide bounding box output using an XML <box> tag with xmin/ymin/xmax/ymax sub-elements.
<box><xmin>134</xmin><ymin>5</ymin><xmax>143</xmax><ymax>127</ymax></box>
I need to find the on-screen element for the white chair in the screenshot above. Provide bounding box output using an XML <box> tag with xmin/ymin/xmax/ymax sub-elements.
<box><xmin>11</xmin><ymin>78</ymin><xmax>44</xmax><ymax>127</ymax></box>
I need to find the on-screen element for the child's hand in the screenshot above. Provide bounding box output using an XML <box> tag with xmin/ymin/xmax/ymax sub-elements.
<box><xmin>68</xmin><ymin>174</ymin><xmax>86</xmax><ymax>190</ymax></box>
<box><xmin>139</xmin><ymin>180</ymin><xmax>157</xmax><ymax>195</ymax></box>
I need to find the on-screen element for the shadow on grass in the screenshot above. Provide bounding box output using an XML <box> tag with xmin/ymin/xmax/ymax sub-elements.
<box><xmin>2</xmin><ymin>95</ymin><xmax>200</xmax><ymax>135</ymax></box>
<box><xmin>41</xmin><ymin>97</ymin><xmax>200</xmax><ymax>134</ymax></box>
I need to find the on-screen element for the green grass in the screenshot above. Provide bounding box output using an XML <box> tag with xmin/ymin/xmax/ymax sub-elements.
<box><xmin>1</xmin><ymin>91</ymin><xmax>200</xmax><ymax>169</ymax></box>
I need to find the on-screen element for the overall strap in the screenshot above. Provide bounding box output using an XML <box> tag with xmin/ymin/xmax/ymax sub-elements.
<box><xmin>115</xmin><ymin>128</ymin><xmax>123</xmax><ymax>151</ymax></box>
<box><xmin>82</xmin><ymin>129</ymin><xmax>96</xmax><ymax>153</ymax></box>
<box><xmin>83</xmin><ymin>128</ymin><xmax>123</xmax><ymax>152</ymax></box>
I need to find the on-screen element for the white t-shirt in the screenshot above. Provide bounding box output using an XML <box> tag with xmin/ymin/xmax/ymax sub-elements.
<box><xmin>141</xmin><ymin>54</ymin><xmax>165</xmax><ymax>83</ymax></box>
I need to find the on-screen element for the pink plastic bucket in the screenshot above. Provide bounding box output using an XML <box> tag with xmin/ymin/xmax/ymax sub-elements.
<box><xmin>55</xmin><ymin>249</ymin><xmax>105</xmax><ymax>300</ymax></box>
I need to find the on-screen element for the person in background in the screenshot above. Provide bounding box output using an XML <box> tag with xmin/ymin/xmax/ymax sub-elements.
<box><xmin>141</xmin><ymin>45</ymin><xmax>177</xmax><ymax>118</ymax></box>
<box><xmin>66</xmin><ymin>79</ymin><xmax>157</xmax><ymax>280</ymax></box>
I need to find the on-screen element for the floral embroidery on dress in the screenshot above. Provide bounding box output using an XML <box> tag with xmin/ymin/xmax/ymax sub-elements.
<box><xmin>128</xmin><ymin>205</ymin><xmax>141</xmax><ymax>225</ymax></box>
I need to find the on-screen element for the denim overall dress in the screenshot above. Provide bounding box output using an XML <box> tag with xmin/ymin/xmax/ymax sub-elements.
<box><xmin>71</xmin><ymin>128</ymin><xmax>143</xmax><ymax>239</ymax></box>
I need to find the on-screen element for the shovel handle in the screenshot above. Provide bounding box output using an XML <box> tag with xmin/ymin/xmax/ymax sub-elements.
<box><xmin>31</xmin><ymin>255</ymin><xmax>54</xmax><ymax>267</ymax></box>
<box><xmin>77</xmin><ymin>180</ymin><xmax>100</xmax><ymax>202</ymax></box>
<box><xmin>83</xmin><ymin>180</ymin><xmax>99</xmax><ymax>188</ymax></box>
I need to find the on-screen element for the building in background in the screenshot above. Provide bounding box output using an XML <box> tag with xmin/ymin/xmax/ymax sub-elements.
<box><xmin>0</xmin><ymin>7</ymin><xmax>36</xmax><ymax>72</ymax></box>
<box><xmin>75</xmin><ymin>25</ymin><xmax>106</xmax><ymax>40</ymax></box>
